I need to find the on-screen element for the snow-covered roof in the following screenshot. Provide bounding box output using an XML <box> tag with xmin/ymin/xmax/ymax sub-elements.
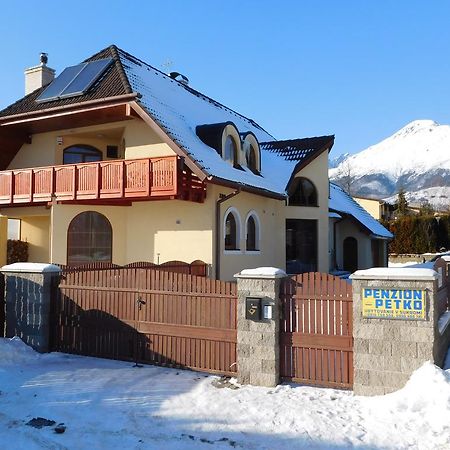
<box><xmin>0</xmin><ymin>45</ymin><xmax>334</xmax><ymax>198</ymax></box>
<box><xmin>119</xmin><ymin>49</ymin><xmax>294</xmax><ymax>195</ymax></box>
<box><xmin>329</xmin><ymin>183</ymin><xmax>393</xmax><ymax>239</ymax></box>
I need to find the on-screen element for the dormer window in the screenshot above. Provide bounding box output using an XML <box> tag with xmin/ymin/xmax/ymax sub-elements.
<box><xmin>242</xmin><ymin>132</ymin><xmax>260</xmax><ymax>174</ymax></box>
<box><xmin>224</xmin><ymin>135</ymin><xmax>238</xmax><ymax>167</ymax></box>
<box><xmin>246</xmin><ymin>145</ymin><xmax>257</xmax><ymax>172</ymax></box>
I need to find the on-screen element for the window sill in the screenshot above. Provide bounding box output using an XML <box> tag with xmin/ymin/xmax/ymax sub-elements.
<box><xmin>224</xmin><ymin>249</ymin><xmax>242</xmax><ymax>255</ymax></box>
<box><xmin>245</xmin><ymin>250</ymin><xmax>260</xmax><ymax>255</ymax></box>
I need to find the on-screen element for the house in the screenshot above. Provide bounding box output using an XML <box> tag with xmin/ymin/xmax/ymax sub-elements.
<box><xmin>330</xmin><ymin>183</ymin><xmax>393</xmax><ymax>273</ymax></box>
<box><xmin>0</xmin><ymin>46</ymin><xmax>390</xmax><ymax>280</ymax></box>
<box><xmin>353</xmin><ymin>196</ymin><xmax>394</xmax><ymax>222</ymax></box>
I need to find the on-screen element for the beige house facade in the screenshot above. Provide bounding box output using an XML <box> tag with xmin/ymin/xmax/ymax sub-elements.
<box><xmin>0</xmin><ymin>46</ymin><xmax>389</xmax><ymax>279</ymax></box>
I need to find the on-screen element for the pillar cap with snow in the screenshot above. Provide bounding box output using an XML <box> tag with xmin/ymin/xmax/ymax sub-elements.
<box><xmin>234</xmin><ymin>267</ymin><xmax>287</xmax><ymax>279</ymax></box>
<box><xmin>350</xmin><ymin>267</ymin><xmax>438</xmax><ymax>281</ymax></box>
<box><xmin>1</xmin><ymin>263</ymin><xmax>61</xmax><ymax>274</ymax></box>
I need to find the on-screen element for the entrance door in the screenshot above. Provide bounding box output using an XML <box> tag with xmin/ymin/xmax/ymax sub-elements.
<box><xmin>286</xmin><ymin>219</ymin><xmax>318</xmax><ymax>273</ymax></box>
<box><xmin>343</xmin><ymin>237</ymin><xmax>358</xmax><ymax>273</ymax></box>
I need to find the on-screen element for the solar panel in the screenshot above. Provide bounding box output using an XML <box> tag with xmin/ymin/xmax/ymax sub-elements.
<box><xmin>60</xmin><ymin>58</ymin><xmax>113</xmax><ymax>99</ymax></box>
<box><xmin>36</xmin><ymin>64</ymin><xmax>85</xmax><ymax>102</ymax></box>
<box><xmin>36</xmin><ymin>58</ymin><xmax>113</xmax><ymax>103</ymax></box>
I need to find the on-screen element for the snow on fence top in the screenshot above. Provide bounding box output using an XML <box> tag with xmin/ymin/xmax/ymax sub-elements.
<box><xmin>236</xmin><ymin>267</ymin><xmax>287</xmax><ymax>278</ymax></box>
<box><xmin>351</xmin><ymin>266</ymin><xmax>438</xmax><ymax>280</ymax></box>
<box><xmin>1</xmin><ymin>263</ymin><xmax>61</xmax><ymax>273</ymax></box>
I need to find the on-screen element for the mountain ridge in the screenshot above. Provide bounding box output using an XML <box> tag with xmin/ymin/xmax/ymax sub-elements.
<box><xmin>329</xmin><ymin>120</ymin><xmax>450</xmax><ymax>209</ymax></box>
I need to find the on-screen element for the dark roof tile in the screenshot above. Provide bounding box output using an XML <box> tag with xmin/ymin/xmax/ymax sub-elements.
<box><xmin>0</xmin><ymin>45</ymin><xmax>130</xmax><ymax>118</ymax></box>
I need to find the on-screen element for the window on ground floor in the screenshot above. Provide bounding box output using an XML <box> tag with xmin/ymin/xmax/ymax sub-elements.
<box><xmin>224</xmin><ymin>208</ymin><xmax>241</xmax><ymax>251</ymax></box>
<box><xmin>67</xmin><ymin>211</ymin><xmax>112</xmax><ymax>265</ymax></box>
<box><xmin>286</xmin><ymin>219</ymin><xmax>317</xmax><ymax>273</ymax></box>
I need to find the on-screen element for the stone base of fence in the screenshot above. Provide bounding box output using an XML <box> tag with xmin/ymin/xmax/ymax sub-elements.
<box><xmin>235</xmin><ymin>268</ymin><xmax>287</xmax><ymax>387</ymax></box>
<box><xmin>351</xmin><ymin>264</ymin><xmax>449</xmax><ymax>396</ymax></box>
<box><xmin>1</xmin><ymin>263</ymin><xmax>61</xmax><ymax>353</ymax></box>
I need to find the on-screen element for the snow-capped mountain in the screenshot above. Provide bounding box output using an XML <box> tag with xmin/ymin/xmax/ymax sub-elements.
<box><xmin>329</xmin><ymin>120</ymin><xmax>450</xmax><ymax>209</ymax></box>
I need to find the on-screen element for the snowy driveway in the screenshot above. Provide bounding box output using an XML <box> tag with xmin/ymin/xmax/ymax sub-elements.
<box><xmin>0</xmin><ymin>338</ymin><xmax>449</xmax><ymax>449</ymax></box>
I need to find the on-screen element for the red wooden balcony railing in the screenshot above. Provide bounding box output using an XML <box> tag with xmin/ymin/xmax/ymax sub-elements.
<box><xmin>0</xmin><ymin>156</ymin><xmax>178</xmax><ymax>206</ymax></box>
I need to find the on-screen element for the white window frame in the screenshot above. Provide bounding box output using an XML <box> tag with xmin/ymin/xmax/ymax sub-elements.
<box><xmin>245</xmin><ymin>210</ymin><xmax>261</xmax><ymax>253</ymax></box>
<box><xmin>223</xmin><ymin>206</ymin><xmax>242</xmax><ymax>254</ymax></box>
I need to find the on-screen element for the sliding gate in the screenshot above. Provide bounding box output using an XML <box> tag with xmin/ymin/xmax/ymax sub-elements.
<box><xmin>52</xmin><ymin>267</ymin><xmax>237</xmax><ymax>375</ymax></box>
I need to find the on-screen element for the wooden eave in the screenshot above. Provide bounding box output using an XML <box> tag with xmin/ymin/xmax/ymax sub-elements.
<box><xmin>285</xmin><ymin>139</ymin><xmax>335</xmax><ymax>192</ymax></box>
<box><xmin>0</xmin><ymin>94</ymin><xmax>139</xmax><ymax>170</ymax></box>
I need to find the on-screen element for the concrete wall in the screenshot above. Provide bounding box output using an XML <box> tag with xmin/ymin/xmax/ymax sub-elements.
<box><xmin>21</xmin><ymin>216</ymin><xmax>50</xmax><ymax>262</ymax></box>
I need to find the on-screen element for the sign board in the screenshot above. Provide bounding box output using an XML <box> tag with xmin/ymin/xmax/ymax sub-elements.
<box><xmin>362</xmin><ymin>288</ymin><xmax>426</xmax><ymax>320</ymax></box>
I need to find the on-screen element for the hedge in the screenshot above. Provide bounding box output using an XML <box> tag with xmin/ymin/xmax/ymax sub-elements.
<box><xmin>385</xmin><ymin>215</ymin><xmax>450</xmax><ymax>254</ymax></box>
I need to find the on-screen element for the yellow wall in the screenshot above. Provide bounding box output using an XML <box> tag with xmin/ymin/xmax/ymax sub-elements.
<box><xmin>284</xmin><ymin>151</ymin><xmax>330</xmax><ymax>273</ymax></box>
<box><xmin>123</xmin><ymin>120</ymin><xmax>175</xmax><ymax>159</ymax></box>
<box><xmin>212</xmin><ymin>184</ymin><xmax>285</xmax><ymax>281</ymax></box>
<box><xmin>353</xmin><ymin>197</ymin><xmax>382</xmax><ymax>220</ymax></box>
<box><xmin>7</xmin><ymin>118</ymin><xmax>173</xmax><ymax>171</ymax></box>
<box><xmin>49</xmin><ymin>200</ymin><xmax>213</xmax><ymax>267</ymax></box>
<box><xmin>20</xmin><ymin>216</ymin><xmax>50</xmax><ymax>262</ymax></box>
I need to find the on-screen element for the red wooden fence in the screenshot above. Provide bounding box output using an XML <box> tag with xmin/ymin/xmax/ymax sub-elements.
<box><xmin>280</xmin><ymin>272</ymin><xmax>353</xmax><ymax>389</ymax></box>
<box><xmin>52</xmin><ymin>267</ymin><xmax>237</xmax><ymax>375</ymax></box>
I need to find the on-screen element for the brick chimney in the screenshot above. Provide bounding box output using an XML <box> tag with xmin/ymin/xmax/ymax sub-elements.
<box><xmin>24</xmin><ymin>52</ymin><xmax>55</xmax><ymax>95</ymax></box>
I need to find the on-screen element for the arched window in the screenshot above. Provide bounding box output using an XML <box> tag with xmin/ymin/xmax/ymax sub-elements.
<box><xmin>289</xmin><ymin>177</ymin><xmax>318</xmax><ymax>206</ymax></box>
<box><xmin>67</xmin><ymin>211</ymin><xmax>112</xmax><ymax>265</ymax></box>
<box><xmin>246</xmin><ymin>145</ymin><xmax>258</xmax><ymax>173</ymax></box>
<box><xmin>224</xmin><ymin>208</ymin><xmax>241</xmax><ymax>251</ymax></box>
<box><xmin>246</xmin><ymin>212</ymin><xmax>260</xmax><ymax>251</ymax></box>
<box><xmin>224</xmin><ymin>135</ymin><xmax>237</xmax><ymax>167</ymax></box>
<box><xmin>63</xmin><ymin>145</ymin><xmax>102</xmax><ymax>164</ymax></box>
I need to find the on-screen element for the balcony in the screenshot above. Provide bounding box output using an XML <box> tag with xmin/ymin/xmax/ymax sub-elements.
<box><xmin>0</xmin><ymin>156</ymin><xmax>181</xmax><ymax>206</ymax></box>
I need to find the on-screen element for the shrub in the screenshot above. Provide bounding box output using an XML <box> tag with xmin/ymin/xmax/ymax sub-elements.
<box><xmin>7</xmin><ymin>239</ymin><xmax>28</xmax><ymax>264</ymax></box>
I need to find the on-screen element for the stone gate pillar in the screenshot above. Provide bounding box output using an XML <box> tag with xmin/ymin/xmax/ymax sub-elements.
<box><xmin>234</xmin><ymin>267</ymin><xmax>287</xmax><ymax>387</ymax></box>
<box><xmin>1</xmin><ymin>263</ymin><xmax>61</xmax><ymax>353</ymax></box>
<box><xmin>350</xmin><ymin>266</ymin><xmax>450</xmax><ymax>395</ymax></box>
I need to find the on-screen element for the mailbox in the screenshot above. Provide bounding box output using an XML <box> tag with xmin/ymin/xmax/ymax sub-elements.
<box><xmin>245</xmin><ymin>297</ymin><xmax>275</xmax><ymax>321</ymax></box>
<box><xmin>245</xmin><ymin>297</ymin><xmax>261</xmax><ymax>321</ymax></box>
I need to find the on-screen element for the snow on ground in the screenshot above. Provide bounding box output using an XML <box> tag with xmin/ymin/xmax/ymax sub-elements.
<box><xmin>1</xmin><ymin>338</ymin><xmax>450</xmax><ymax>449</ymax></box>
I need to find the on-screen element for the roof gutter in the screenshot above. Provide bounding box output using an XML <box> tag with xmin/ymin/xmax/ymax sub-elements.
<box><xmin>208</xmin><ymin>176</ymin><xmax>286</xmax><ymax>200</ymax></box>
<box><xmin>0</xmin><ymin>93</ymin><xmax>140</xmax><ymax>125</ymax></box>
<box><xmin>215</xmin><ymin>189</ymin><xmax>241</xmax><ymax>280</ymax></box>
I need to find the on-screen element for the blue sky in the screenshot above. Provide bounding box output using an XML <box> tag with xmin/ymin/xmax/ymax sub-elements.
<box><xmin>1</xmin><ymin>1</ymin><xmax>449</xmax><ymax>158</ymax></box>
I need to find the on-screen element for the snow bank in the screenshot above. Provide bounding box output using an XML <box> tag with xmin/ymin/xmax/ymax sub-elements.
<box><xmin>0</xmin><ymin>337</ymin><xmax>40</xmax><ymax>365</ymax></box>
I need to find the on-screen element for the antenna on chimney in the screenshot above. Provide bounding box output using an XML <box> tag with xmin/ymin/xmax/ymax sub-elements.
<box><xmin>40</xmin><ymin>52</ymin><xmax>48</xmax><ymax>66</ymax></box>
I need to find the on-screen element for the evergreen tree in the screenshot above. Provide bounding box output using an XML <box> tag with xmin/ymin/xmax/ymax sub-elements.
<box><xmin>396</xmin><ymin>188</ymin><xmax>408</xmax><ymax>217</ymax></box>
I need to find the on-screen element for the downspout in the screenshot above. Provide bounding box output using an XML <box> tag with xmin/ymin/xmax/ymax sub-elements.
<box><xmin>333</xmin><ymin>216</ymin><xmax>343</xmax><ymax>271</ymax></box>
<box><xmin>215</xmin><ymin>189</ymin><xmax>241</xmax><ymax>280</ymax></box>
